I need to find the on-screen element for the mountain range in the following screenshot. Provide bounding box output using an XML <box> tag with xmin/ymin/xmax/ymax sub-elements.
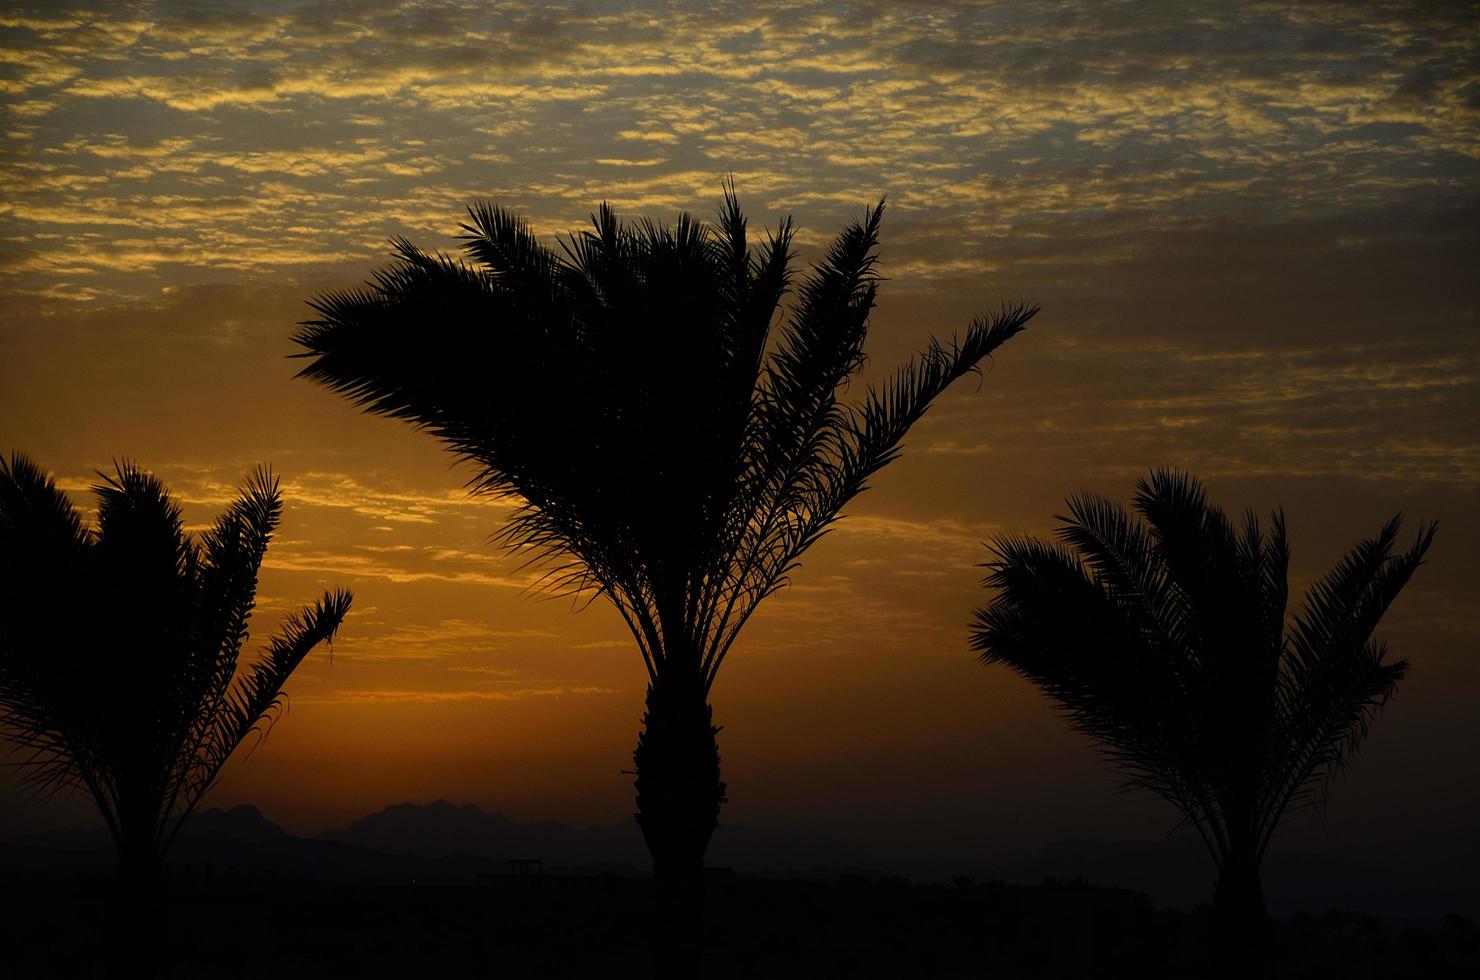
<box><xmin>3</xmin><ymin>800</ymin><xmax>1470</xmax><ymax>918</ymax></box>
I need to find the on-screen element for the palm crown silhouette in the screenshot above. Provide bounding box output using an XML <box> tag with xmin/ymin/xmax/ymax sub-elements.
<box><xmin>971</xmin><ymin>469</ymin><xmax>1434</xmax><ymax>946</ymax></box>
<box><xmin>0</xmin><ymin>453</ymin><xmax>351</xmax><ymax>896</ymax></box>
<box><xmin>293</xmin><ymin>187</ymin><xmax>1036</xmax><ymax>879</ymax></box>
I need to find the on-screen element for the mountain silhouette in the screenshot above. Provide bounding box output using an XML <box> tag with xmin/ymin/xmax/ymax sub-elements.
<box><xmin>3</xmin><ymin>820</ymin><xmax>507</xmax><ymax>884</ymax></box>
<box><xmin>322</xmin><ymin>799</ymin><xmax>874</xmax><ymax>875</ymax></box>
<box><xmin>7</xmin><ymin>802</ymin><xmax>1469</xmax><ymax>919</ymax></box>
<box><xmin>322</xmin><ymin>799</ymin><xmax>640</xmax><ymax>865</ymax></box>
<box><xmin>993</xmin><ymin>837</ymin><xmax>1469</xmax><ymax>921</ymax></box>
<box><xmin>11</xmin><ymin>804</ymin><xmax>286</xmax><ymax>852</ymax></box>
<box><xmin>190</xmin><ymin>804</ymin><xmax>290</xmax><ymax>842</ymax></box>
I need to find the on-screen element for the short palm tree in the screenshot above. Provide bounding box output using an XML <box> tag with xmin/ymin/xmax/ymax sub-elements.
<box><xmin>971</xmin><ymin>469</ymin><xmax>1434</xmax><ymax>944</ymax></box>
<box><xmin>293</xmin><ymin>189</ymin><xmax>1035</xmax><ymax>880</ymax></box>
<box><xmin>0</xmin><ymin>453</ymin><xmax>351</xmax><ymax>898</ymax></box>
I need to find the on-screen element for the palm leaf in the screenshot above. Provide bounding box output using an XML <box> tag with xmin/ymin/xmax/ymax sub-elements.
<box><xmin>293</xmin><ymin>192</ymin><xmax>1033</xmax><ymax>699</ymax></box>
<box><xmin>0</xmin><ymin>454</ymin><xmax>351</xmax><ymax>881</ymax></box>
<box><xmin>972</xmin><ymin>471</ymin><xmax>1432</xmax><ymax>894</ymax></box>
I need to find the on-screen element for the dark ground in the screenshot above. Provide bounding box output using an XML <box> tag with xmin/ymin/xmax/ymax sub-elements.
<box><xmin>2</xmin><ymin>866</ymin><xmax>1476</xmax><ymax>979</ymax></box>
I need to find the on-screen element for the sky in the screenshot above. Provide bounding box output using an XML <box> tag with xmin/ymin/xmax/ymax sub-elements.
<box><xmin>2</xmin><ymin>0</ymin><xmax>1478</xmax><ymax>895</ymax></box>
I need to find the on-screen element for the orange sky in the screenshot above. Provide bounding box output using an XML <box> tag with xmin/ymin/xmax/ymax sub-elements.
<box><xmin>2</xmin><ymin>1</ymin><xmax>1477</xmax><ymax>886</ymax></box>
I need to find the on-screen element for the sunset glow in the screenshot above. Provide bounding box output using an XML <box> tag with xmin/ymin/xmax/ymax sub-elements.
<box><xmin>2</xmin><ymin>0</ymin><xmax>1476</xmax><ymax>904</ymax></box>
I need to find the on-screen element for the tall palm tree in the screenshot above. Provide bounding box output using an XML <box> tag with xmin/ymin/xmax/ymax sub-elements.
<box><xmin>0</xmin><ymin>453</ymin><xmax>351</xmax><ymax>899</ymax></box>
<box><xmin>293</xmin><ymin>188</ymin><xmax>1035</xmax><ymax>880</ymax></box>
<box><xmin>971</xmin><ymin>469</ymin><xmax>1434</xmax><ymax>948</ymax></box>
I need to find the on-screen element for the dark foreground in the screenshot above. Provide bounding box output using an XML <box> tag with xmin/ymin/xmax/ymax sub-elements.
<box><xmin>3</xmin><ymin>868</ymin><xmax>1476</xmax><ymax>978</ymax></box>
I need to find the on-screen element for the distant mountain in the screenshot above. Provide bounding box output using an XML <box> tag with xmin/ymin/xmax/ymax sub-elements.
<box><xmin>168</xmin><ymin>833</ymin><xmax>506</xmax><ymax>882</ymax></box>
<box><xmin>188</xmin><ymin>804</ymin><xmax>288</xmax><ymax>843</ymax></box>
<box><xmin>1</xmin><ymin>809</ymin><xmax>510</xmax><ymax>884</ymax></box>
<box><xmin>321</xmin><ymin>799</ymin><xmax>876</xmax><ymax>876</ymax></box>
<box><xmin>995</xmin><ymin>836</ymin><xmax>1213</xmax><ymax>910</ymax></box>
<box><xmin>994</xmin><ymin>836</ymin><xmax>1470</xmax><ymax>919</ymax></box>
<box><xmin>7</xmin><ymin>801</ymin><xmax>1468</xmax><ymax>918</ymax></box>
<box><xmin>322</xmin><ymin>799</ymin><xmax>647</xmax><ymax>868</ymax></box>
<box><xmin>3</xmin><ymin>799</ymin><xmax>871</xmax><ymax>882</ymax></box>
<box><xmin>708</xmin><ymin>821</ymin><xmax>877</xmax><ymax>876</ymax></box>
<box><xmin>9</xmin><ymin>825</ymin><xmax>108</xmax><ymax>853</ymax></box>
<box><xmin>11</xmin><ymin>804</ymin><xmax>285</xmax><ymax>853</ymax></box>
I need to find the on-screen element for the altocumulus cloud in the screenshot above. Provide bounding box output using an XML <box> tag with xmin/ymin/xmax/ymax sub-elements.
<box><xmin>0</xmin><ymin>0</ymin><xmax>1474</xmax><ymax>303</ymax></box>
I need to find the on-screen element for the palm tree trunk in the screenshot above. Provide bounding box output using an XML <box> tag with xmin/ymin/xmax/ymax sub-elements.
<box><xmin>110</xmin><ymin>837</ymin><xmax>164</xmax><ymax>978</ymax></box>
<box><xmin>632</xmin><ymin>669</ymin><xmax>725</xmax><ymax>977</ymax></box>
<box><xmin>1212</xmin><ymin>850</ymin><xmax>1266</xmax><ymax>976</ymax></box>
<box><xmin>632</xmin><ymin>670</ymin><xmax>727</xmax><ymax>879</ymax></box>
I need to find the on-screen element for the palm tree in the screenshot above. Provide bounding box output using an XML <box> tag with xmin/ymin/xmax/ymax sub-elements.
<box><xmin>971</xmin><ymin>469</ymin><xmax>1434</xmax><ymax>952</ymax></box>
<box><xmin>0</xmin><ymin>453</ymin><xmax>351</xmax><ymax>902</ymax></box>
<box><xmin>292</xmin><ymin>188</ymin><xmax>1035</xmax><ymax>881</ymax></box>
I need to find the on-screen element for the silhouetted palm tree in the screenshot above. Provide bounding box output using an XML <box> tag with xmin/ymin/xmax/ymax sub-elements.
<box><xmin>0</xmin><ymin>453</ymin><xmax>351</xmax><ymax>902</ymax></box>
<box><xmin>293</xmin><ymin>188</ymin><xmax>1035</xmax><ymax>881</ymax></box>
<box><xmin>971</xmin><ymin>469</ymin><xmax>1434</xmax><ymax>955</ymax></box>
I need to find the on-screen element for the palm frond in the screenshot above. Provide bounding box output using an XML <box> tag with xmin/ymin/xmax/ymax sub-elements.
<box><xmin>170</xmin><ymin>587</ymin><xmax>351</xmax><ymax>851</ymax></box>
<box><xmin>972</xmin><ymin>533</ymin><xmax>1211</xmax><ymax>839</ymax></box>
<box><xmin>0</xmin><ymin>456</ymin><xmax>351</xmax><ymax>879</ymax></box>
<box><xmin>293</xmin><ymin>190</ymin><xmax>1032</xmax><ymax>701</ymax></box>
<box><xmin>1261</xmin><ymin>518</ymin><xmax>1434</xmax><ymax>849</ymax></box>
<box><xmin>973</xmin><ymin>472</ymin><xmax>1432</xmax><ymax>883</ymax></box>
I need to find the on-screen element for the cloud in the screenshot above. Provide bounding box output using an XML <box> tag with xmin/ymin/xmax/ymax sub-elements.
<box><xmin>0</xmin><ymin>0</ymin><xmax>1473</xmax><ymax>304</ymax></box>
<box><xmin>291</xmin><ymin>684</ymin><xmax>619</xmax><ymax>705</ymax></box>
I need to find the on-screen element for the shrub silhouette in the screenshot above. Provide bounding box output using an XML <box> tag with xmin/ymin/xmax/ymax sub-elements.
<box><xmin>292</xmin><ymin>187</ymin><xmax>1035</xmax><ymax>885</ymax></box>
<box><xmin>971</xmin><ymin>468</ymin><xmax>1434</xmax><ymax>964</ymax></box>
<box><xmin>0</xmin><ymin>453</ymin><xmax>351</xmax><ymax>906</ymax></box>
